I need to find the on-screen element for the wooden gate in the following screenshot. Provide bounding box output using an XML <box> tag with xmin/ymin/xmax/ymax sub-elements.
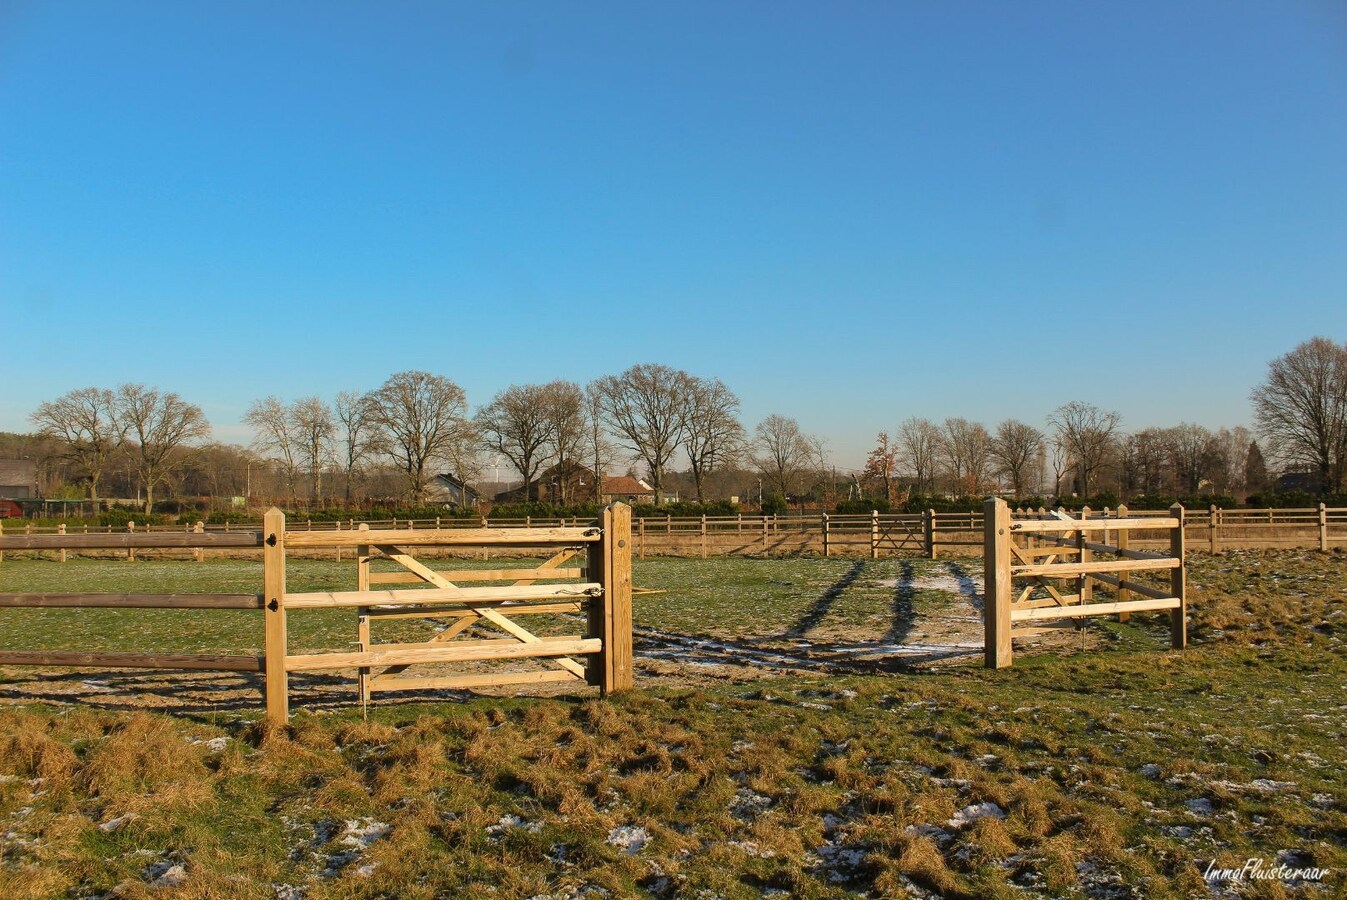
<box><xmin>0</xmin><ymin>504</ymin><xmax>634</xmax><ymax>724</ymax></box>
<box><xmin>982</xmin><ymin>498</ymin><xmax>1186</xmax><ymax>668</ymax></box>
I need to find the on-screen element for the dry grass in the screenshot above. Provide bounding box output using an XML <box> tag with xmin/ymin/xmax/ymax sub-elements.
<box><xmin>0</xmin><ymin>550</ymin><xmax>1343</xmax><ymax>897</ymax></box>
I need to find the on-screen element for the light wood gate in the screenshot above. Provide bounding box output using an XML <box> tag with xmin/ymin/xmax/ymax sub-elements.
<box><xmin>982</xmin><ymin>498</ymin><xmax>1186</xmax><ymax>668</ymax></box>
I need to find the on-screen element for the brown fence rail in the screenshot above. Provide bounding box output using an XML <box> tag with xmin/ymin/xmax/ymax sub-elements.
<box><xmin>0</xmin><ymin>505</ymin><xmax>634</xmax><ymax>723</ymax></box>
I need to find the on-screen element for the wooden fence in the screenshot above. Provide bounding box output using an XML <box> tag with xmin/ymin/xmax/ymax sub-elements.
<box><xmin>983</xmin><ymin>499</ymin><xmax>1187</xmax><ymax>668</ymax></box>
<box><xmin>0</xmin><ymin>505</ymin><xmax>634</xmax><ymax>724</ymax></box>
<box><xmin>1</xmin><ymin>504</ymin><xmax>1342</xmax><ymax>561</ymax></box>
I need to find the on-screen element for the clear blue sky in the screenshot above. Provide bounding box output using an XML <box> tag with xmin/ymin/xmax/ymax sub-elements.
<box><xmin>2</xmin><ymin>1</ymin><xmax>1345</xmax><ymax>468</ymax></box>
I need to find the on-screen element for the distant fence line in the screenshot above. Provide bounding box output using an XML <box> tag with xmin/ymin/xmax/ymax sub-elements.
<box><xmin>2</xmin><ymin>504</ymin><xmax>1342</xmax><ymax>561</ymax></box>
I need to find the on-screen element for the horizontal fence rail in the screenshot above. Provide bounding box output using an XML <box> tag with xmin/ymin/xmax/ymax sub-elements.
<box><xmin>0</xmin><ymin>506</ymin><xmax>635</xmax><ymax>723</ymax></box>
<box><xmin>1</xmin><ymin>505</ymin><xmax>1342</xmax><ymax>562</ymax></box>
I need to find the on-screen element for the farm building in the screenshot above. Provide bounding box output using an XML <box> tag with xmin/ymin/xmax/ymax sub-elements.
<box><xmin>0</xmin><ymin>459</ymin><xmax>38</xmax><ymax>499</ymax></box>
<box><xmin>425</xmin><ymin>472</ymin><xmax>482</xmax><ymax>508</ymax></box>
<box><xmin>492</xmin><ymin>463</ymin><xmax>657</xmax><ymax>505</ymax></box>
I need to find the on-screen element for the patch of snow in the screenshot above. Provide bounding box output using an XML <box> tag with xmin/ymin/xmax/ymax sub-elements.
<box><xmin>606</xmin><ymin>825</ymin><xmax>649</xmax><ymax>855</ymax></box>
<box><xmin>946</xmin><ymin>802</ymin><xmax>1006</xmax><ymax>829</ymax></box>
<box><xmin>487</xmin><ymin>814</ymin><xmax>541</xmax><ymax>838</ymax></box>
<box><xmin>339</xmin><ymin>818</ymin><xmax>391</xmax><ymax>848</ymax></box>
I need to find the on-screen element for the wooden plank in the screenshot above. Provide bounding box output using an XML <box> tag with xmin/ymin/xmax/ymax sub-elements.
<box><xmin>283</xmin><ymin>527</ymin><xmax>599</xmax><ymax>548</ymax></box>
<box><xmin>375</xmin><ymin>545</ymin><xmax>455</xmax><ymax>588</ymax></box>
<box><xmin>1170</xmin><ymin>504</ymin><xmax>1187</xmax><ymax>650</ymax></box>
<box><xmin>1010</xmin><ymin>597</ymin><xmax>1181</xmax><ymax>622</ymax></box>
<box><xmin>1009</xmin><ymin>517</ymin><xmax>1179</xmax><ymax>534</ymax></box>
<box><xmin>0</xmin><ymin>650</ymin><xmax>262</xmax><ymax>671</ymax></box>
<box><xmin>263</xmin><ymin>508</ymin><xmax>288</xmax><ymax>725</ymax></box>
<box><xmin>366</xmin><ymin>601</ymin><xmax>584</xmax><ymax>619</ymax></box>
<box><xmin>0</xmin><ymin>531</ymin><xmax>264</xmax><ymax>550</ymax></box>
<box><xmin>509</xmin><ymin>548</ymin><xmax>580</xmax><ymax>587</ymax></box>
<box><xmin>1011</xmin><ymin>558</ymin><xmax>1180</xmax><ymax>577</ymax></box>
<box><xmin>1088</xmin><ymin>571</ymin><xmax>1174</xmax><ymax>601</ymax></box>
<box><xmin>284</xmin><ymin>583</ymin><xmax>603</xmax><ymax>609</ymax></box>
<box><xmin>368</xmin><ymin>567</ymin><xmax>582</xmax><ymax>585</ymax></box>
<box><xmin>284</xmin><ymin>637</ymin><xmax>602</xmax><ymax>671</ymax></box>
<box><xmin>356</xmin><ymin>535</ymin><xmax>370</xmax><ymax>705</ymax></box>
<box><xmin>606</xmin><ymin>503</ymin><xmax>634</xmax><ymax>691</ymax></box>
<box><xmin>984</xmin><ymin>498</ymin><xmax>1012</xmax><ymax>668</ymax></box>
<box><xmin>368</xmin><ymin>669</ymin><xmax>580</xmax><ymax>691</ymax></box>
<box><xmin>1012</xmin><ymin>545</ymin><xmax>1082</xmax><ymax>559</ymax></box>
<box><xmin>0</xmin><ymin>593</ymin><xmax>263</xmax><ymax>609</ymax></box>
<box><xmin>1011</xmin><ymin>594</ymin><xmax>1082</xmax><ymax>610</ymax></box>
<box><xmin>360</xmin><ymin>634</ymin><xmax>588</xmax><ymax>654</ymax></box>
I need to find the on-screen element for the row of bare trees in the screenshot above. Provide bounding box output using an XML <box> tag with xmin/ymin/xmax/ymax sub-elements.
<box><xmin>29</xmin><ymin>385</ymin><xmax>210</xmax><ymax>513</ymax></box>
<box><xmin>863</xmin><ymin>403</ymin><xmax>1265</xmax><ymax>502</ymax></box>
<box><xmin>21</xmin><ymin>337</ymin><xmax>1345</xmax><ymax>512</ymax></box>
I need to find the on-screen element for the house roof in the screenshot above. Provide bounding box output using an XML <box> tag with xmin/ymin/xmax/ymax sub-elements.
<box><xmin>601</xmin><ymin>475</ymin><xmax>653</xmax><ymax>495</ymax></box>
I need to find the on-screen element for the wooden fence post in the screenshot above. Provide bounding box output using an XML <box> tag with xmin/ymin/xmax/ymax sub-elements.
<box><xmin>1078</xmin><ymin>506</ymin><xmax>1092</xmax><ymax>605</ymax></box>
<box><xmin>870</xmin><ymin>510</ymin><xmax>879</xmax><ymax>559</ymax></box>
<box><xmin>587</xmin><ymin>504</ymin><xmax>633</xmax><ymax>694</ymax></box>
<box><xmin>1116</xmin><ymin>504</ymin><xmax>1130</xmax><ymax>622</ymax></box>
<box><xmin>700</xmin><ymin>514</ymin><xmax>707</xmax><ymax>559</ymax></box>
<box><xmin>983</xmin><ymin>497</ymin><xmax>1012</xmax><ymax>668</ymax></box>
<box><xmin>263</xmin><ymin>507</ymin><xmax>289</xmax><ymax>724</ymax></box>
<box><xmin>194</xmin><ymin>521</ymin><xmax>205</xmax><ymax>562</ymax></box>
<box><xmin>1319</xmin><ymin>502</ymin><xmax>1329</xmax><ymax>552</ymax></box>
<box><xmin>127</xmin><ymin>522</ymin><xmax>136</xmax><ymax>562</ymax></box>
<box><xmin>639</xmin><ymin>517</ymin><xmax>646</xmax><ymax>560</ymax></box>
<box><xmin>356</xmin><ymin>523</ymin><xmax>371</xmax><ymax>705</ymax></box>
<box><xmin>1209</xmin><ymin>504</ymin><xmax>1219</xmax><ymax>554</ymax></box>
<box><xmin>58</xmin><ymin>524</ymin><xmax>67</xmax><ymax>563</ymax></box>
<box><xmin>1170</xmin><ymin>504</ymin><xmax>1186</xmax><ymax>650</ymax></box>
<box><xmin>925</xmin><ymin>509</ymin><xmax>936</xmax><ymax>559</ymax></box>
<box><xmin>822</xmin><ymin>513</ymin><xmax>830</xmax><ymax>557</ymax></box>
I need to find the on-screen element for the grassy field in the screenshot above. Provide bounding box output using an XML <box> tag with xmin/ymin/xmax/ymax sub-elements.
<box><xmin>0</xmin><ymin>550</ymin><xmax>1344</xmax><ymax>897</ymax></box>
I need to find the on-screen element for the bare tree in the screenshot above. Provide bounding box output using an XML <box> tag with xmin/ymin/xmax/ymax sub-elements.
<box><xmin>1048</xmin><ymin>401</ymin><xmax>1121</xmax><ymax>497</ymax></box>
<box><xmin>752</xmin><ymin>414</ymin><xmax>816</xmax><ymax>497</ymax></box>
<box><xmin>291</xmin><ymin>397</ymin><xmax>335</xmax><ymax>504</ymax></box>
<box><xmin>896</xmin><ymin>417</ymin><xmax>941</xmax><ymax>495</ymax></box>
<box><xmin>592</xmin><ymin>364</ymin><xmax>694</xmax><ymax>505</ymax></box>
<box><xmin>1048</xmin><ymin>432</ymin><xmax>1071</xmax><ymax>499</ymax></box>
<box><xmin>989</xmin><ymin>419</ymin><xmax>1044</xmax><ymax>499</ymax></box>
<box><xmin>335</xmin><ymin>390</ymin><xmax>380</xmax><ymax>504</ymax></box>
<box><xmin>115</xmin><ymin>384</ymin><xmax>211</xmax><ymax>514</ymax></box>
<box><xmin>681</xmin><ymin>377</ymin><xmax>744</xmax><ymax>503</ymax></box>
<box><xmin>584</xmin><ymin>382</ymin><xmax>614</xmax><ymax>502</ymax></box>
<box><xmin>476</xmin><ymin>384</ymin><xmax>554</xmax><ymax>502</ymax></box>
<box><xmin>1252</xmin><ymin>336</ymin><xmax>1347</xmax><ymax>493</ymax></box>
<box><xmin>940</xmin><ymin>417</ymin><xmax>991</xmax><ymax>496</ymax></box>
<box><xmin>29</xmin><ymin>387</ymin><xmax>125</xmax><ymax>501</ymax></box>
<box><xmin>1120</xmin><ymin>429</ymin><xmax>1168</xmax><ymax>497</ymax></box>
<box><xmin>245</xmin><ymin>397</ymin><xmax>301</xmax><ymax>500</ymax></box>
<box><xmin>1165</xmin><ymin>423</ymin><xmax>1223</xmax><ymax>494</ymax></box>
<box><xmin>540</xmin><ymin>380</ymin><xmax>588</xmax><ymax>504</ymax></box>
<box><xmin>368</xmin><ymin>371</ymin><xmax>472</xmax><ymax>503</ymax></box>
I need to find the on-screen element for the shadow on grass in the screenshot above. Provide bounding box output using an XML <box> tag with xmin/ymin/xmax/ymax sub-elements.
<box><xmin>782</xmin><ymin>560</ymin><xmax>866</xmax><ymax>637</ymax></box>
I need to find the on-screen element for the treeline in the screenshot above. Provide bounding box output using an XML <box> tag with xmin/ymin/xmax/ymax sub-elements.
<box><xmin>14</xmin><ymin>337</ymin><xmax>1347</xmax><ymax>516</ymax></box>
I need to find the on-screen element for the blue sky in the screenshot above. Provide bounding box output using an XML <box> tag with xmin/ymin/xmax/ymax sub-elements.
<box><xmin>2</xmin><ymin>1</ymin><xmax>1345</xmax><ymax>468</ymax></box>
